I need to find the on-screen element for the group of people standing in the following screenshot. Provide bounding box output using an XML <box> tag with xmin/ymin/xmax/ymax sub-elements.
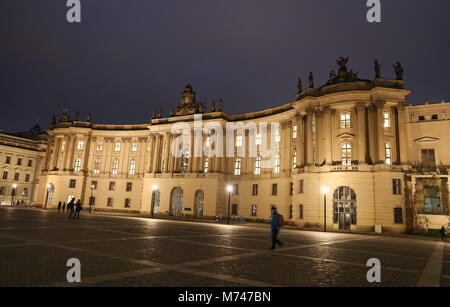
<box><xmin>57</xmin><ymin>199</ymin><xmax>83</xmax><ymax>219</ymax></box>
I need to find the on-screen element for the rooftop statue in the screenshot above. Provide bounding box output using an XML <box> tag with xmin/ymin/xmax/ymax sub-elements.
<box><xmin>308</xmin><ymin>72</ymin><xmax>314</xmax><ymax>88</ymax></box>
<box><xmin>374</xmin><ymin>60</ymin><xmax>381</xmax><ymax>78</ymax></box>
<box><xmin>152</xmin><ymin>107</ymin><xmax>156</xmax><ymax>119</ymax></box>
<box><xmin>74</xmin><ymin>111</ymin><xmax>79</xmax><ymax>121</ymax></box>
<box><xmin>337</xmin><ymin>57</ymin><xmax>349</xmax><ymax>77</ymax></box>
<box><xmin>60</xmin><ymin>108</ymin><xmax>70</xmax><ymax>122</ymax></box>
<box><xmin>211</xmin><ymin>101</ymin><xmax>216</xmax><ymax>112</ymax></box>
<box><xmin>218</xmin><ymin>99</ymin><xmax>224</xmax><ymax>112</ymax></box>
<box><xmin>393</xmin><ymin>61</ymin><xmax>404</xmax><ymax>80</ymax></box>
<box><xmin>297</xmin><ymin>78</ymin><xmax>303</xmax><ymax>94</ymax></box>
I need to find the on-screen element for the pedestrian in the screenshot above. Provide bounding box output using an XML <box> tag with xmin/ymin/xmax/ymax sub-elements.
<box><xmin>440</xmin><ymin>226</ymin><xmax>446</xmax><ymax>242</ymax></box>
<box><xmin>270</xmin><ymin>206</ymin><xmax>284</xmax><ymax>250</ymax></box>
<box><xmin>57</xmin><ymin>201</ymin><xmax>62</xmax><ymax>213</ymax></box>
<box><xmin>68</xmin><ymin>199</ymin><xmax>75</xmax><ymax>219</ymax></box>
<box><xmin>73</xmin><ymin>200</ymin><xmax>83</xmax><ymax>219</ymax></box>
<box><xmin>62</xmin><ymin>202</ymin><xmax>66</xmax><ymax>213</ymax></box>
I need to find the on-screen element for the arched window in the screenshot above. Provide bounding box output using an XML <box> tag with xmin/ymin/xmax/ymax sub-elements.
<box><xmin>385</xmin><ymin>143</ymin><xmax>392</xmax><ymax>165</ymax></box>
<box><xmin>234</xmin><ymin>158</ymin><xmax>242</xmax><ymax>175</ymax></box>
<box><xmin>74</xmin><ymin>158</ymin><xmax>82</xmax><ymax>172</ymax></box>
<box><xmin>112</xmin><ymin>159</ymin><xmax>119</xmax><ymax>175</ymax></box>
<box><xmin>255</xmin><ymin>157</ymin><xmax>261</xmax><ymax>175</ymax></box>
<box><xmin>129</xmin><ymin>160</ymin><xmax>136</xmax><ymax>175</ymax></box>
<box><xmin>341</xmin><ymin>143</ymin><xmax>352</xmax><ymax>166</ymax></box>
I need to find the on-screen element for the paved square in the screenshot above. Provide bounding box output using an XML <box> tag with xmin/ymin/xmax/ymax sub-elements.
<box><xmin>0</xmin><ymin>207</ymin><xmax>448</xmax><ymax>287</ymax></box>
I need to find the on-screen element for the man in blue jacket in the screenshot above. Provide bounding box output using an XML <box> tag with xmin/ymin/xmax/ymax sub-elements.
<box><xmin>271</xmin><ymin>206</ymin><xmax>284</xmax><ymax>250</ymax></box>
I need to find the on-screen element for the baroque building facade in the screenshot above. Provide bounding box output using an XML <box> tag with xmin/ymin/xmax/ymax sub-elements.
<box><xmin>2</xmin><ymin>59</ymin><xmax>449</xmax><ymax>233</ymax></box>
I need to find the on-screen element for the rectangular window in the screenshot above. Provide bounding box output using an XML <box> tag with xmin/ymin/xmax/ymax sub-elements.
<box><xmin>340</xmin><ymin>113</ymin><xmax>351</xmax><ymax>129</ymax></box>
<box><xmin>17</xmin><ymin>158</ymin><xmax>22</xmax><ymax>166</ymax></box>
<box><xmin>231</xmin><ymin>204</ymin><xmax>238</xmax><ymax>216</ymax></box>
<box><xmin>96</xmin><ymin>141</ymin><xmax>103</xmax><ymax>151</ymax></box>
<box><xmin>393</xmin><ymin>179</ymin><xmax>401</xmax><ymax>195</ymax></box>
<box><xmin>2</xmin><ymin>171</ymin><xmax>8</xmax><ymax>180</ymax></box>
<box><xmin>69</xmin><ymin>179</ymin><xmax>76</xmax><ymax>188</ymax></box>
<box><xmin>94</xmin><ymin>159</ymin><xmax>100</xmax><ymax>174</ymax></box>
<box><xmin>109</xmin><ymin>182</ymin><xmax>116</xmax><ymax>191</ymax></box>
<box><xmin>233</xmin><ymin>184</ymin><xmax>239</xmax><ymax>196</ymax></box>
<box><xmin>342</xmin><ymin>143</ymin><xmax>352</xmax><ymax>166</ymax></box>
<box><xmin>252</xmin><ymin>184</ymin><xmax>258</xmax><ymax>196</ymax></box>
<box><xmin>293</xmin><ymin>152</ymin><xmax>297</xmax><ymax>169</ymax></box>
<box><xmin>112</xmin><ymin>159</ymin><xmax>119</xmax><ymax>175</ymax></box>
<box><xmin>126</xmin><ymin>182</ymin><xmax>132</xmax><ymax>192</ymax></box>
<box><xmin>299</xmin><ymin>204</ymin><xmax>304</xmax><ymax>219</ymax></box>
<box><xmin>129</xmin><ymin>160</ymin><xmax>136</xmax><ymax>175</ymax></box>
<box><xmin>14</xmin><ymin>173</ymin><xmax>19</xmax><ymax>181</ymax></box>
<box><xmin>90</xmin><ymin>181</ymin><xmax>97</xmax><ymax>190</ymax></box>
<box><xmin>421</xmin><ymin>149</ymin><xmax>436</xmax><ymax>171</ymax></box>
<box><xmin>131</xmin><ymin>142</ymin><xmax>138</xmax><ymax>152</ymax></box>
<box><xmin>299</xmin><ymin>179</ymin><xmax>304</xmax><ymax>194</ymax></box>
<box><xmin>236</xmin><ymin>135</ymin><xmax>243</xmax><ymax>147</ymax></box>
<box><xmin>251</xmin><ymin>205</ymin><xmax>257</xmax><ymax>216</ymax></box>
<box><xmin>255</xmin><ymin>157</ymin><xmax>261</xmax><ymax>175</ymax></box>
<box><xmin>290</xmin><ymin>183</ymin><xmax>293</xmax><ymax>195</ymax></box>
<box><xmin>28</xmin><ymin>160</ymin><xmax>32</xmax><ymax>167</ymax></box>
<box><xmin>115</xmin><ymin>142</ymin><xmax>121</xmax><ymax>152</ymax></box>
<box><xmin>394</xmin><ymin>208</ymin><xmax>403</xmax><ymax>224</ymax></box>
<box><xmin>5</xmin><ymin>156</ymin><xmax>11</xmax><ymax>164</ymax></box>
<box><xmin>234</xmin><ymin>158</ymin><xmax>242</xmax><ymax>176</ymax></box>
<box><xmin>107</xmin><ymin>197</ymin><xmax>113</xmax><ymax>207</ymax></box>
<box><xmin>383</xmin><ymin>112</ymin><xmax>390</xmax><ymax>128</ymax></box>
<box><xmin>312</xmin><ymin>118</ymin><xmax>316</xmax><ymax>133</ymax></box>
<box><xmin>77</xmin><ymin>141</ymin><xmax>84</xmax><ymax>150</ymax></box>
<box><xmin>275</xmin><ymin>129</ymin><xmax>281</xmax><ymax>143</ymax></box>
<box><xmin>385</xmin><ymin>144</ymin><xmax>392</xmax><ymax>165</ymax></box>
<box><xmin>293</xmin><ymin>125</ymin><xmax>298</xmax><ymax>139</ymax></box>
<box><xmin>0</xmin><ymin>187</ymin><xmax>5</xmax><ymax>195</ymax></box>
<box><xmin>124</xmin><ymin>198</ymin><xmax>131</xmax><ymax>208</ymax></box>
<box><xmin>424</xmin><ymin>186</ymin><xmax>441</xmax><ymax>214</ymax></box>
<box><xmin>204</xmin><ymin>158</ymin><xmax>209</xmax><ymax>173</ymax></box>
<box><xmin>255</xmin><ymin>133</ymin><xmax>262</xmax><ymax>146</ymax></box>
<box><xmin>274</xmin><ymin>154</ymin><xmax>280</xmax><ymax>174</ymax></box>
<box><xmin>272</xmin><ymin>184</ymin><xmax>278</xmax><ymax>196</ymax></box>
<box><xmin>25</xmin><ymin>174</ymin><xmax>30</xmax><ymax>183</ymax></box>
<box><xmin>74</xmin><ymin>158</ymin><xmax>82</xmax><ymax>172</ymax></box>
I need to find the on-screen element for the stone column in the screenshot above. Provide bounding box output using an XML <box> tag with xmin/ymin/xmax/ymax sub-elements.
<box><xmin>356</xmin><ymin>103</ymin><xmax>367</xmax><ymax>164</ymax></box>
<box><xmin>163</xmin><ymin>133</ymin><xmax>171</xmax><ymax>173</ymax></box>
<box><xmin>396</xmin><ymin>104</ymin><xmax>408</xmax><ymax>164</ymax></box>
<box><xmin>376</xmin><ymin>100</ymin><xmax>386</xmax><ymax>164</ymax></box>
<box><xmin>152</xmin><ymin>134</ymin><xmax>162</xmax><ymax>173</ymax></box>
<box><xmin>295</xmin><ymin>114</ymin><xmax>304</xmax><ymax>167</ymax></box>
<box><xmin>305</xmin><ymin>109</ymin><xmax>314</xmax><ymax>165</ymax></box>
<box><xmin>323</xmin><ymin>107</ymin><xmax>332</xmax><ymax>165</ymax></box>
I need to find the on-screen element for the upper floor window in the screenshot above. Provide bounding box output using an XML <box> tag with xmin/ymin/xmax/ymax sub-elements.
<box><xmin>340</xmin><ymin>113</ymin><xmax>351</xmax><ymax>129</ymax></box>
<box><xmin>17</xmin><ymin>158</ymin><xmax>22</xmax><ymax>166</ymax></box>
<box><xmin>236</xmin><ymin>135</ymin><xmax>243</xmax><ymax>147</ymax></box>
<box><xmin>255</xmin><ymin>157</ymin><xmax>261</xmax><ymax>175</ymax></box>
<box><xmin>293</xmin><ymin>125</ymin><xmax>298</xmax><ymax>139</ymax></box>
<box><xmin>77</xmin><ymin>141</ymin><xmax>84</xmax><ymax>150</ymax></box>
<box><xmin>2</xmin><ymin>171</ymin><xmax>8</xmax><ymax>180</ymax></box>
<box><xmin>96</xmin><ymin>141</ymin><xmax>103</xmax><ymax>152</ymax></box>
<box><xmin>204</xmin><ymin>158</ymin><xmax>209</xmax><ymax>173</ymax></box>
<box><xmin>69</xmin><ymin>179</ymin><xmax>76</xmax><ymax>189</ymax></box>
<box><xmin>129</xmin><ymin>160</ymin><xmax>136</xmax><ymax>175</ymax></box>
<box><xmin>421</xmin><ymin>149</ymin><xmax>436</xmax><ymax>171</ymax></box>
<box><xmin>131</xmin><ymin>143</ymin><xmax>138</xmax><ymax>152</ymax></box>
<box><xmin>61</xmin><ymin>141</ymin><xmax>66</xmax><ymax>152</ymax></box>
<box><xmin>114</xmin><ymin>142</ymin><xmax>121</xmax><ymax>152</ymax></box>
<box><xmin>94</xmin><ymin>159</ymin><xmax>100</xmax><ymax>174</ymax></box>
<box><xmin>256</xmin><ymin>133</ymin><xmax>262</xmax><ymax>146</ymax></box>
<box><xmin>383</xmin><ymin>112</ymin><xmax>390</xmax><ymax>128</ymax></box>
<box><xmin>293</xmin><ymin>152</ymin><xmax>297</xmax><ymax>169</ymax></box>
<box><xmin>275</xmin><ymin>129</ymin><xmax>281</xmax><ymax>143</ymax></box>
<box><xmin>27</xmin><ymin>160</ymin><xmax>32</xmax><ymax>167</ymax></box>
<box><xmin>14</xmin><ymin>173</ymin><xmax>19</xmax><ymax>181</ymax></box>
<box><xmin>205</xmin><ymin>136</ymin><xmax>211</xmax><ymax>148</ymax></box>
<box><xmin>25</xmin><ymin>174</ymin><xmax>30</xmax><ymax>182</ymax></box>
<box><xmin>181</xmin><ymin>152</ymin><xmax>189</xmax><ymax>173</ymax></box>
<box><xmin>234</xmin><ymin>158</ymin><xmax>242</xmax><ymax>176</ymax></box>
<box><xmin>312</xmin><ymin>118</ymin><xmax>316</xmax><ymax>133</ymax></box>
<box><xmin>112</xmin><ymin>159</ymin><xmax>119</xmax><ymax>175</ymax></box>
<box><xmin>126</xmin><ymin>182</ymin><xmax>132</xmax><ymax>192</ymax></box>
<box><xmin>252</xmin><ymin>184</ymin><xmax>258</xmax><ymax>196</ymax></box>
<box><xmin>74</xmin><ymin>158</ymin><xmax>82</xmax><ymax>172</ymax></box>
<box><xmin>299</xmin><ymin>179</ymin><xmax>304</xmax><ymax>194</ymax></box>
<box><xmin>431</xmin><ymin>114</ymin><xmax>439</xmax><ymax>120</ymax></box>
<box><xmin>274</xmin><ymin>154</ymin><xmax>280</xmax><ymax>174</ymax></box>
<box><xmin>109</xmin><ymin>182</ymin><xmax>115</xmax><ymax>191</ymax></box>
<box><xmin>385</xmin><ymin>143</ymin><xmax>392</xmax><ymax>165</ymax></box>
<box><xmin>341</xmin><ymin>143</ymin><xmax>352</xmax><ymax>166</ymax></box>
<box><xmin>272</xmin><ymin>184</ymin><xmax>278</xmax><ymax>196</ymax></box>
<box><xmin>5</xmin><ymin>156</ymin><xmax>11</xmax><ymax>164</ymax></box>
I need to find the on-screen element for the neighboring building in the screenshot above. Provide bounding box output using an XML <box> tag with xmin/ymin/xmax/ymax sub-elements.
<box><xmin>3</xmin><ymin>59</ymin><xmax>450</xmax><ymax>233</ymax></box>
<box><xmin>0</xmin><ymin>124</ymin><xmax>47</xmax><ymax>206</ymax></box>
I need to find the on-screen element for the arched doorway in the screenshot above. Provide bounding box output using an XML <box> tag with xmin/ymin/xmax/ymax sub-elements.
<box><xmin>170</xmin><ymin>187</ymin><xmax>183</xmax><ymax>216</ymax></box>
<box><xmin>333</xmin><ymin>186</ymin><xmax>357</xmax><ymax>231</ymax></box>
<box><xmin>151</xmin><ymin>189</ymin><xmax>160</xmax><ymax>216</ymax></box>
<box><xmin>194</xmin><ymin>190</ymin><xmax>204</xmax><ymax>217</ymax></box>
<box><xmin>46</xmin><ymin>184</ymin><xmax>55</xmax><ymax>208</ymax></box>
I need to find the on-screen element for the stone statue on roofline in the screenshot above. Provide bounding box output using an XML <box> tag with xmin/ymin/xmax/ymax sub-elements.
<box><xmin>218</xmin><ymin>99</ymin><xmax>224</xmax><ymax>112</ymax></box>
<box><xmin>297</xmin><ymin>78</ymin><xmax>302</xmax><ymax>94</ymax></box>
<box><xmin>211</xmin><ymin>101</ymin><xmax>216</xmax><ymax>112</ymax></box>
<box><xmin>374</xmin><ymin>60</ymin><xmax>381</xmax><ymax>79</ymax></box>
<box><xmin>393</xmin><ymin>61</ymin><xmax>404</xmax><ymax>80</ymax></box>
<box><xmin>60</xmin><ymin>108</ymin><xmax>70</xmax><ymax>122</ymax></box>
<box><xmin>308</xmin><ymin>72</ymin><xmax>314</xmax><ymax>88</ymax></box>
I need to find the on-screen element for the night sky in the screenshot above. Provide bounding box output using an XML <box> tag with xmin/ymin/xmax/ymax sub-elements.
<box><xmin>1</xmin><ymin>0</ymin><xmax>450</xmax><ymax>133</ymax></box>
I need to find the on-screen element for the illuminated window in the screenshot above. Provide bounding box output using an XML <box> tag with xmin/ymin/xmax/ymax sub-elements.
<box><xmin>340</xmin><ymin>113</ymin><xmax>351</xmax><ymax>128</ymax></box>
<box><xmin>114</xmin><ymin>142</ymin><xmax>121</xmax><ymax>152</ymax></box>
<box><xmin>22</xmin><ymin>188</ymin><xmax>28</xmax><ymax>197</ymax></box>
<box><xmin>236</xmin><ymin>135</ymin><xmax>243</xmax><ymax>147</ymax></box>
<box><xmin>255</xmin><ymin>157</ymin><xmax>261</xmax><ymax>175</ymax></box>
<box><xmin>74</xmin><ymin>158</ymin><xmax>82</xmax><ymax>172</ymax></box>
<box><xmin>293</xmin><ymin>125</ymin><xmax>298</xmax><ymax>139</ymax></box>
<box><xmin>112</xmin><ymin>159</ymin><xmax>119</xmax><ymax>175</ymax></box>
<box><xmin>204</xmin><ymin>158</ymin><xmax>209</xmax><ymax>173</ymax></box>
<box><xmin>234</xmin><ymin>158</ymin><xmax>242</xmax><ymax>176</ymax></box>
<box><xmin>312</xmin><ymin>118</ymin><xmax>316</xmax><ymax>133</ymax></box>
<box><xmin>132</xmin><ymin>143</ymin><xmax>138</xmax><ymax>152</ymax></box>
<box><xmin>341</xmin><ymin>143</ymin><xmax>352</xmax><ymax>166</ymax></box>
<box><xmin>181</xmin><ymin>152</ymin><xmax>189</xmax><ymax>173</ymax></box>
<box><xmin>274</xmin><ymin>154</ymin><xmax>280</xmax><ymax>174</ymax></box>
<box><xmin>293</xmin><ymin>152</ymin><xmax>297</xmax><ymax>169</ymax></box>
<box><xmin>96</xmin><ymin>141</ymin><xmax>103</xmax><ymax>151</ymax></box>
<box><xmin>94</xmin><ymin>160</ymin><xmax>100</xmax><ymax>174</ymax></box>
<box><xmin>385</xmin><ymin>143</ymin><xmax>392</xmax><ymax>165</ymax></box>
<box><xmin>275</xmin><ymin>129</ymin><xmax>281</xmax><ymax>143</ymax></box>
<box><xmin>383</xmin><ymin>112</ymin><xmax>390</xmax><ymax>128</ymax></box>
<box><xmin>129</xmin><ymin>160</ymin><xmax>136</xmax><ymax>175</ymax></box>
<box><xmin>251</xmin><ymin>205</ymin><xmax>257</xmax><ymax>216</ymax></box>
<box><xmin>25</xmin><ymin>174</ymin><xmax>30</xmax><ymax>182</ymax></box>
<box><xmin>77</xmin><ymin>141</ymin><xmax>84</xmax><ymax>150</ymax></box>
<box><xmin>205</xmin><ymin>136</ymin><xmax>211</xmax><ymax>148</ymax></box>
<box><xmin>61</xmin><ymin>141</ymin><xmax>66</xmax><ymax>152</ymax></box>
<box><xmin>256</xmin><ymin>133</ymin><xmax>262</xmax><ymax>146</ymax></box>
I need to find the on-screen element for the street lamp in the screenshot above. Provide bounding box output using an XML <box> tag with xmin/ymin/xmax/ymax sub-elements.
<box><xmin>11</xmin><ymin>183</ymin><xmax>17</xmax><ymax>207</ymax></box>
<box><xmin>321</xmin><ymin>186</ymin><xmax>329</xmax><ymax>232</ymax></box>
<box><xmin>151</xmin><ymin>184</ymin><xmax>158</xmax><ymax>218</ymax></box>
<box><xmin>226</xmin><ymin>185</ymin><xmax>233</xmax><ymax>225</ymax></box>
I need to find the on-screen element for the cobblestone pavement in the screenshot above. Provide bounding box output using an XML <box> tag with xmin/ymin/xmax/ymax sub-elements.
<box><xmin>0</xmin><ymin>207</ymin><xmax>448</xmax><ymax>287</ymax></box>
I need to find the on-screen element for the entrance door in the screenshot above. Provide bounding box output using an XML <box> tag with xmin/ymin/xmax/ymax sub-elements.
<box><xmin>333</xmin><ymin>187</ymin><xmax>357</xmax><ymax>231</ymax></box>
<box><xmin>194</xmin><ymin>190</ymin><xmax>204</xmax><ymax>217</ymax></box>
<box><xmin>170</xmin><ymin>187</ymin><xmax>183</xmax><ymax>216</ymax></box>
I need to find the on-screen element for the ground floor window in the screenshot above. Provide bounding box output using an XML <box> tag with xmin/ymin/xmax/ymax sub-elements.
<box><xmin>251</xmin><ymin>205</ymin><xmax>257</xmax><ymax>216</ymax></box>
<box><xmin>299</xmin><ymin>204</ymin><xmax>304</xmax><ymax>219</ymax></box>
<box><xmin>107</xmin><ymin>197</ymin><xmax>113</xmax><ymax>207</ymax></box>
<box><xmin>394</xmin><ymin>207</ymin><xmax>403</xmax><ymax>224</ymax></box>
<box><xmin>424</xmin><ymin>186</ymin><xmax>440</xmax><ymax>214</ymax></box>
<box><xmin>232</xmin><ymin>204</ymin><xmax>238</xmax><ymax>215</ymax></box>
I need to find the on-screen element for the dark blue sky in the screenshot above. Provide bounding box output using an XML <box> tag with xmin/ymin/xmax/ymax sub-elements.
<box><xmin>1</xmin><ymin>0</ymin><xmax>450</xmax><ymax>132</ymax></box>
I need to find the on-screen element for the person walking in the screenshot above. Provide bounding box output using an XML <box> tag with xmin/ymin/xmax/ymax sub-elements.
<box><xmin>62</xmin><ymin>202</ymin><xmax>66</xmax><ymax>213</ymax></box>
<box><xmin>270</xmin><ymin>206</ymin><xmax>284</xmax><ymax>250</ymax></box>
<box><xmin>73</xmin><ymin>200</ymin><xmax>83</xmax><ymax>219</ymax></box>
<box><xmin>57</xmin><ymin>201</ymin><xmax>62</xmax><ymax>213</ymax></box>
<box><xmin>440</xmin><ymin>226</ymin><xmax>446</xmax><ymax>242</ymax></box>
<box><xmin>68</xmin><ymin>199</ymin><xmax>75</xmax><ymax>219</ymax></box>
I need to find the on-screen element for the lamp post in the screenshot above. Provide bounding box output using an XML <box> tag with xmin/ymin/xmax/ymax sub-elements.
<box><xmin>11</xmin><ymin>184</ymin><xmax>17</xmax><ymax>207</ymax></box>
<box><xmin>151</xmin><ymin>184</ymin><xmax>158</xmax><ymax>219</ymax></box>
<box><xmin>226</xmin><ymin>185</ymin><xmax>233</xmax><ymax>225</ymax></box>
<box><xmin>322</xmin><ymin>186</ymin><xmax>329</xmax><ymax>232</ymax></box>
